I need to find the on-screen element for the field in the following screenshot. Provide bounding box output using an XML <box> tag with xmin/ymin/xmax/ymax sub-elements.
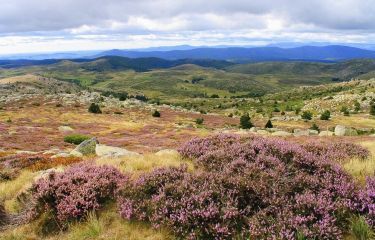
<box><xmin>0</xmin><ymin>58</ymin><xmax>374</xmax><ymax>239</ymax></box>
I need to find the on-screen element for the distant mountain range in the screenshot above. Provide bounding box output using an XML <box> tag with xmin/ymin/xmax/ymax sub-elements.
<box><xmin>95</xmin><ymin>46</ymin><xmax>375</xmax><ymax>62</ymax></box>
<box><xmin>2</xmin><ymin>45</ymin><xmax>375</xmax><ymax>62</ymax></box>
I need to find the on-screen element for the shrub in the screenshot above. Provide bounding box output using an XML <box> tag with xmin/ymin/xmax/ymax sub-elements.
<box><xmin>370</xmin><ymin>104</ymin><xmax>375</xmax><ymax>116</ymax></box>
<box><xmin>341</xmin><ymin>106</ymin><xmax>350</xmax><ymax>116</ymax></box>
<box><xmin>265</xmin><ymin>119</ymin><xmax>273</xmax><ymax>128</ymax></box>
<box><xmin>29</xmin><ymin>163</ymin><xmax>127</xmax><ymax>225</ymax></box>
<box><xmin>310</xmin><ymin>123</ymin><xmax>320</xmax><ymax>132</ymax></box>
<box><xmin>239</xmin><ymin>113</ymin><xmax>253</xmax><ymax>129</ymax></box>
<box><xmin>88</xmin><ymin>103</ymin><xmax>102</xmax><ymax>114</ymax></box>
<box><xmin>118</xmin><ymin>135</ymin><xmax>371</xmax><ymax>239</ymax></box>
<box><xmin>195</xmin><ymin>118</ymin><xmax>204</xmax><ymax>125</ymax></box>
<box><xmin>320</xmin><ymin>110</ymin><xmax>331</xmax><ymax>120</ymax></box>
<box><xmin>64</xmin><ymin>134</ymin><xmax>91</xmax><ymax>145</ymax></box>
<box><xmin>152</xmin><ymin>110</ymin><xmax>161</xmax><ymax>117</ymax></box>
<box><xmin>301</xmin><ymin>111</ymin><xmax>312</xmax><ymax>120</ymax></box>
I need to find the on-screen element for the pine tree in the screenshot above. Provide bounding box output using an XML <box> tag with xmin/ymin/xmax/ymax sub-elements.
<box><xmin>265</xmin><ymin>119</ymin><xmax>273</xmax><ymax>128</ymax></box>
<box><xmin>240</xmin><ymin>113</ymin><xmax>253</xmax><ymax>129</ymax></box>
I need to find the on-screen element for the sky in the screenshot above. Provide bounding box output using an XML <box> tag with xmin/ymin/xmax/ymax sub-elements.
<box><xmin>0</xmin><ymin>0</ymin><xmax>375</xmax><ymax>54</ymax></box>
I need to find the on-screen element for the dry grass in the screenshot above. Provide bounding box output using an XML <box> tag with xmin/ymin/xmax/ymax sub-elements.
<box><xmin>344</xmin><ymin>140</ymin><xmax>375</xmax><ymax>183</ymax></box>
<box><xmin>0</xmin><ymin>205</ymin><xmax>173</xmax><ymax>240</ymax></box>
<box><xmin>95</xmin><ymin>150</ymin><xmax>193</xmax><ymax>176</ymax></box>
<box><xmin>0</xmin><ymin>170</ymin><xmax>36</xmax><ymax>201</ymax></box>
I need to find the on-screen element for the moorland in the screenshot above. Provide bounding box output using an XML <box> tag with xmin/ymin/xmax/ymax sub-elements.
<box><xmin>0</xmin><ymin>53</ymin><xmax>374</xmax><ymax>239</ymax></box>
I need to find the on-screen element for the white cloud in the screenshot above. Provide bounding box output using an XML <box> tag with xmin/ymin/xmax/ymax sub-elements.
<box><xmin>0</xmin><ymin>0</ymin><xmax>374</xmax><ymax>54</ymax></box>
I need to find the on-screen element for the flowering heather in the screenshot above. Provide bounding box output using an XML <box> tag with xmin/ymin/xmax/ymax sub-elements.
<box><xmin>118</xmin><ymin>134</ymin><xmax>373</xmax><ymax>239</ymax></box>
<box><xmin>358</xmin><ymin>177</ymin><xmax>375</xmax><ymax>227</ymax></box>
<box><xmin>29</xmin><ymin>163</ymin><xmax>127</xmax><ymax>224</ymax></box>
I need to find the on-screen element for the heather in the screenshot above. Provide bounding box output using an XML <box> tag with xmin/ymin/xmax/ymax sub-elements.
<box><xmin>117</xmin><ymin>134</ymin><xmax>373</xmax><ymax>239</ymax></box>
<box><xmin>28</xmin><ymin>163</ymin><xmax>127</xmax><ymax>224</ymax></box>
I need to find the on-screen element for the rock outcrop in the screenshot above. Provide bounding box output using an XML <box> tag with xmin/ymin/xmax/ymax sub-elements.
<box><xmin>70</xmin><ymin>137</ymin><xmax>99</xmax><ymax>156</ymax></box>
<box><xmin>96</xmin><ymin>144</ymin><xmax>139</xmax><ymax>158</ymax></box>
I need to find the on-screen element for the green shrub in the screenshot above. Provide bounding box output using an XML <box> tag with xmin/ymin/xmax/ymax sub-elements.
<box><xmin>195</xmin><ymin>118</ymin><xmax>204</xmax><ymax>125</ymax></box>
<box><xmin>240</xmin><ymin>113</ymin><xmax>253</xmax><ymax>129</ymax></box>
<box><xmin>341</xmin><ymin>106</ymin><xmax>350</xmax><ymax>116</ymax></box>
<box><xmin>88</xmin><ymin>103</ymin><xmax>102</xmax><ymax>114</ymax></box>
<box><xmin>320</xmin><ymin>110</ymin><xmax>331</xmax><ymax>120</ymax></box>
<box><xmin>310</xmin><ymin>123</ymin><xmax>320</xmax><ymax>132</ymax></box>
<box><xmin>301</xmin><ymin>111</ymin><xmax>313</xmax><ymax>120</ymax></box>
<box><xmin>152</xmin><ymin>110</ymin><xmax>161</xmax><ymax>118</ymax></box>
<box><xmin>64</xmin><ymin>134</ymin><xmax>91</xmax><ymax>145</ymax></box>
<box><xmin>370</xmin><ymin>104</ymin><xmax>375</xmax><ymax>116</ymax></box>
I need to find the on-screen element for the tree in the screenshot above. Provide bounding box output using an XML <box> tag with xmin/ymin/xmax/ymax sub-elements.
<box><xmin>240</xmin><ymin>113</ymin><xmax>253</xmax><ymax>129</ymax></box>
<box><xmin>265</xmin><ymin>119</ymin><xmax>273</xmax><ymax>128</ymax></box>
<box><xmin>88</xmin><ymin>103</ymin><xmax>102</xmax><ymax>114</ymax></box>
<box><xmin>152</xmin><ymin>110</ymin><xmax>161</xmax><ymax>117</ymax></box>
<box><xmin>301</xmin><ymin>111</ymin><xmax>312</xmax><ymax>120</ymax></box>
<box><xmin>310</xmin><ymin>123</ymin><xmax>320</xmax><ymax>132</ymax></box>
<box><xmin>320</xmin><ymin>110</ymin><xmax>331</xmax><ymax>120</ymax></box>
<box><xmin>370</xmin><ymin>104</ymin><xmax>375</xmax><ymax>116</ymax></box>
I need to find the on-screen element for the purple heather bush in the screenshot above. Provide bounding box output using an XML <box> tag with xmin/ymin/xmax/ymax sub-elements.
<box><xmin>118</xmin><ymin>134</ymin><xmax>373</xmax><ymax>239</ymax></box>
<box><xmin>29</xmin><ymin>163</ymin><xmax>127</xmax><ymax>223</ymax></box>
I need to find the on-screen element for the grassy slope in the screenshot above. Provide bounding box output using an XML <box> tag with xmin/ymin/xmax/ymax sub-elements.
<box><xmin>2</xmin><ymin>59</ymin><xmax>374</xmax><ymax>105</ymax></box>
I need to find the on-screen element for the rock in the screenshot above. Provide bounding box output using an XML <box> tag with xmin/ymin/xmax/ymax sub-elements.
<box><xmin>96</xmin><ymin>144</ymin><xmax>139</xmax><ymax>158</ymax></box>
<box><xmin>155</xmin><ymin>149</ymin><xmax>178</xmax><ymax>156</ymax></box>
<box><xmin>334</xmin><ymin>125</ymin><xmax>358</xmax><ymax>136</ymax></box>
<box><xmin>15</xmin><ymin>150</ymin><xmax>38</xmax><ymax>155</ymax></box>
<box><xmin>345</xmin><ymin>128</ymin><xmax>358</xmax><ymax>136</ymax></box>
<box><xmin>34</xmin><ymin>168</ymin><xmax>64</xmax><ymax>181</ymax></box>
<box><xmin>249</xmin><ymin>127</ymin><xmax>258</xmax><ymax>132</ymax></box>
<box><xmin>58</xmin><ymin>126</ymin><xmax>74</xmax><ymax>132</ymax></box>
<box><xmin>71</xmin><ymin>137</ymin><xmax>98</xmax><ymax>156</ymax></box>
<box><xmin>293</xmin><ymin>129</ymin><xmax>309</xmax><ymax>136</ymax></box>
<box><xmin>43</xmin><ymin>148</ymin><xmax>61</xmax><ymax>155</ymax></box>
<box><xmin>319</xmin><ymin>131</ymin><xmax>334</xmax><ymax>136</ymax></box>
<box><xmin>335</xmin><ymin>125</ymin><xmax>346</xmax><ymax>136</ymax></box>
<box><xmin>70</xmin><ymin>150</ymin><xmax>83</xmax><ymax>157</ymax></box>
<box><xmin>271</xmin><ymin>131</ymin><xmax>292</xmax><ymax>136</ymax></box>
<box><xmin>309</xmin><ymin>130</ymin><xmax>319</xmax><ymax>136</ymax></box>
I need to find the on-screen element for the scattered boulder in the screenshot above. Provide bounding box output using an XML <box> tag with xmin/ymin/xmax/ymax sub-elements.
<box><xmin>335</xmin><ymin>125</ymin><xmax>346</xmax><ymax>136</ymax></box>
<box><xmin>96</xmin><ymin>144</ymin><xmax>139</xmax><ymax>158</ymax></box>
<box><xmin>293</xmin><ymin>129</ymin><xmax>309</xmax><ymax>136</ymax></box>
<box><xmin>43</xmin><ymin>148</ymin><xmax>61</xmax><ymax>155</ymax></box>
<box><xmin>58</xmin><ymin>126</ymin><xmax>74</xmax><ymax>132</ymax></box>
<box><xmin>271</xmin><ymin>131</ymin><xmax>292</xmax><ymax>136</ymax></box>
<box><xmin>334</xmin><ymin>125</ymin><xmax>358</xmax><ymax>136</ymax></box>
<box><xmin>70</xmin><ymin>137</ymin><xmax>98</xmax><ymax>156</ymax></box>
<box><xmin>309</xmin><ymin>130</ymin><xmax>319</xmax><ymax>136</ymax></box>
<box><xmin>15</xmin><ymin>150</ymin><xmax>38</xmax><ymax>155</ymax></box>
<box><xmin>319</xmin><ymin>131</ymin><xmax>334</xmax><ymax>137</ymax></box>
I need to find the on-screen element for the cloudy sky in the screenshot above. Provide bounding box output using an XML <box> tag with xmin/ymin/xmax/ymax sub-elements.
<box><xmin>0</xmin><ymin>0</ymin><xmax>375</xmax><ymax>54</ymax></box>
